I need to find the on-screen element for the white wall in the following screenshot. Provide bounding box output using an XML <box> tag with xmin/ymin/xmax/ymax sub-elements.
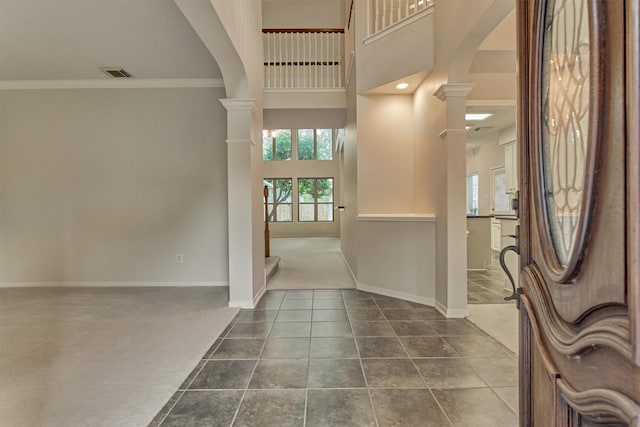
<box><xmin>357</xmin><ymin>218</ymin><xmax>436</xmax><ymax>305</ymax></box>
<box><xmin>466</xmin><ymin>133</ymin><xmax>505</xmax><ymax>216</ymax></box>
<box><xmin>340</xmin><ymin>69</ymin><xmax>359</xmax><ymax>273</ymax></box>
<box><xmin>262</xmin><ymin>0</ymin><xmax>345</xmax><ymax>29</ymax></box>
<box><xmin>0</xmin><ymin>87</ymin><xmax>229</xmax><ymax>285</ymax></box>
<box><xmin>357</xmin><ymin>95</ymin><xmax>415</xmax><ymax>213</ymax></box>
<box><xmin>354</xmin><ymin>0</ymin><xmax>434</xmax><ymax>93</ymax></box>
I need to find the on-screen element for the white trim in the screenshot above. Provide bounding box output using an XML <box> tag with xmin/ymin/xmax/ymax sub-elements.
<box><xmin>0</xmin><ymin>281</ymin><xmax>228</xmax><ymax>288</ymax></box>
<box><xmin>433</xmin><ymin>83</ymin><xmax>475</xmax><ymax>101</ymax></box>
<box><xmin>356</xmin><ymin>214</ymin><xmax>436</xmax><ymax>222</ymax></box>
<box><xmin>219</xmin><ymin>98</ymin><xmax>257</xmax><ymax>111</ymax></box>
<box><xmin>228</xmin><ymin>300</ymin><xmax>256</xmax><ymax>309</ymax></box>
<box><xmin>438</xmin><ymin>129</ymin><xmax>467</xmax><ymax>138</ymax></box>
<box><xmin>345</xmin><ymin>51</ymin><xmax>356</xmax><ymax>87</ymax></box>
<box><xmin>253</xmin><ymin>285</ymin><xmax>267</xmax><ymax>306</ymax></box>
<box><xmin>467</xmin><ymin>269</ymin><xmax>488</xmax><ymax>272</ymax></box>
<box><xmin>364</xmin><ymin>5</ymin><xmax>435</xmax><ymax>45</ymax></box>
<box><xmin>226</xmin><ymin>138</ymin><xmax>256</xmax><ymax>146</ymax></box>
<box><xmin>466</xmin><ymin>99</ymin><xmax>517</xmax><ymax>107</ymax></box>
<box><xmin>435</xmin><ymin>301</ymin><xmax>469</xmax><ymax>319</ymax></box>
<box><xmin>340</xmin><ymin>250</ymin><xmax>359</xmax><ymax>286</ymax></box>
<box><xmin>263</xmin><ymin>88</ymin><xmax>346</xmax><ymax>94</ymax></box>
<box><xmin>0</xmin><ymin>79</ymin><xmax>225</xmax><ymax>90</ymax></box>
<box><xmin>357</xmin><ymin>283</ymin><xmax>435</xmax><ymax>307</ymax></box>
<box><xmin>340</xmin><ymin>250</ymin><xmax>436</xmax><ymax>309</ymax></box>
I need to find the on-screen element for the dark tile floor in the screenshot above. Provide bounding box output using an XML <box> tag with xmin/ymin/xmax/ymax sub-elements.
<box><xmin>150</xmin><ymin>289</ymin><xmax>518</xmax><ymax>427</ymax></box>
<box><xmin>468</xmin><ymin>257</ymin><xmax>516</xmax><ymax>305</ymax></box>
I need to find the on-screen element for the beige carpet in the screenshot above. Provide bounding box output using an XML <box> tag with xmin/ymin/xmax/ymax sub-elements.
<box><xmin>267</xmin><ymin>237</ymin><xmax>356</xmax><ymax>290</ymax></box>
<box><xmin>0</xmin><ymin>287</ymin><xmax>238</xmax><ymax>427</ymax></box>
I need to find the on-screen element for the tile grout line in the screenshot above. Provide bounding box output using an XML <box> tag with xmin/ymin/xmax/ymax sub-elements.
<box><xmin>228</xmin><ymin>295</ymin><xmax>280</xmax><ymax>426</ymax></box>
<box><xmin>157</xmin><ymin>312</ymin><xmax>241</xmax><ymax>426</ymax></box>
<box><xmin>356</xmin><ymin>293</ymin><xmax>381</xmax><ymax>427</ymax></box>
<box><xmin>303</xmin><ymin>290</ymin><xmax>314</xmax><ymax>427</ymax></box>
<box><xmin>155</xmin><ymin>390</ymin><xmax>185</xmax><ymax>427</ymax></box>
<box><xmin>384</xmin><ymin>298</ymin><xmax>457</xmax><ymax>427</ymax></box>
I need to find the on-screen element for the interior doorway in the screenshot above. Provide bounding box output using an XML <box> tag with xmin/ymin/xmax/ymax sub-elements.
<box><xmin>464</xmin><ymin>104</ymin><xmax>519</xmax><ymax>354</ymax></box>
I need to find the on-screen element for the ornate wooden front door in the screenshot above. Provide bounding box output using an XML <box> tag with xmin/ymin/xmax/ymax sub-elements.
<box><xmin>517</xmin><ymin>0</ymin><xmax>640</xmax><ymax>425</ymax></box>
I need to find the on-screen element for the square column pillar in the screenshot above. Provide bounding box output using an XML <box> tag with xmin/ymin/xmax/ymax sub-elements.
<box><xmin>433</xmin><ymin>84</ymin><xmax>474</xmax><ymax>318</ymax></box>
<box><xmin>220</xmin><ymin>98</ymin><xmax>260</xmax><ymax>308</ymax></box>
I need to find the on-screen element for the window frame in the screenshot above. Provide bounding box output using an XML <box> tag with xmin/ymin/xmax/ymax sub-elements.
<box><xmin>297</xmin><ymin>177</ymin><xmax>334</xmax><ymax>222</ymax></box>
<box><xmin>466</xmin><ymin>173</ymin><xmax>479</xmax><ymax>215</ymax></box>
<box><xmin>264</xmin><ymin>178</ymin><xmax>293</xmax><ymax>222</ymax></box>
<box><xmin>297</xmin><ymin>129</ymin><xmax>334</xmax><ymax>161</ymax></box>
<box><xmin>262</xmin><ymin>129</ymin><xmax>292</xmax><ymax>161</ymax></box>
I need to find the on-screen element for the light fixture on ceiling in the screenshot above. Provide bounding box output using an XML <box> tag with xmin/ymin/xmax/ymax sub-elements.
<box><xmin>465</xmin><ymin>113</ymin><xmax>493</xmax><ymax>121</ymax></box>
<box><xmin>395</xmin><ymin>82</ymin><xmax>409</xmax><ymax>90</ymax></box>
<box><xmin>99</xmin><ymin>67</ymin><xmax>133</xmax><ymax>78</ymax></box>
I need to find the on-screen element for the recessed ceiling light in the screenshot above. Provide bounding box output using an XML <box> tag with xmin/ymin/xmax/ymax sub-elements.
<box><xmin>396</xmin><ymin>82</ymin><xmax>409</xmax><ymax>90</ymax></box>
<box><xmin>465</xmin><ymin>113</ymin><xmax>493</xmax><ymax>121</ymax></box>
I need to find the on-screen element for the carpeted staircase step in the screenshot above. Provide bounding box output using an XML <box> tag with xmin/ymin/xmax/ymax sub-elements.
<box><xmin>265</xmin><ymin>256</ymin><xmax>281</xmax><ymax>282</ymax></box>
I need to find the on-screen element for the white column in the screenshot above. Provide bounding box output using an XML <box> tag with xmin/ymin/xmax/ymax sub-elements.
<box><xmin>220</xmin><ymin>98</ymin><xmax>258</xmax><ymax>308</ymax></box>
<box><xmin>433</xmin><ymin>83</ymin><xmax>474</xmax><ymax>318</ymax></box>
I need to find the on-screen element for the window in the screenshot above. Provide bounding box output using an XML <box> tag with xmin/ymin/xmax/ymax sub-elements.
<box><xmin>297</xmin><ymin>129</ymin><xmax>333</xmax><ymax>160</ymax></box>
<box><xmin>263</xmin><ymin>129</ymin><xmax>292</xmax><ymax>161</ymax></box>
<box><xmin>264</xmin><ymin>178</ymin><xmax>293</xmax><ymax>222</ymax></box>
<box><xmin>298</xmin><ymin>178</ymin><xmax>334</xmax><ymax>222</ymax></box>
<box><xmin>466</xmin><ymin>173</ymin><xmax>479</xmax><ymax>215</ymax></box>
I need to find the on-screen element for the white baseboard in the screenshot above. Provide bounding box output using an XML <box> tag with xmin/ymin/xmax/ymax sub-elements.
<box><xmin>467</xmin><ymin>268</ymin><xmax>487</xmax><ymax>272</ymax></box>
<box><xmin>339</xmin><ymin>249</ymin><xmax>436</xmax><ymax>308</ymax></box>
<box><xmin>356</xmin><ymin>283</ymin><xmax>435</xmax><ymax>308</ymax></box>
<box><xmin>435</xmin><ymin>301</ymin><xmax>468</xmax><ymax>319</ymax></box>
<box><xmin>228</xmin><ymin>300</ymin><xmax>255</xmax><ymax>308</ymax></box>
<box><xmin>339</xmin><ymin>250</ymin><xmax>359</xmax><ymax>287</ymax></box>
<box><xmin>0</xmin><ymin>281</ymin><xmax>229</xmax><ymax>288</ymax></box>
<box><xmin>253</xmin><ymin>285</ymin><xmax>267</xmax><ymax>306</ymax></box>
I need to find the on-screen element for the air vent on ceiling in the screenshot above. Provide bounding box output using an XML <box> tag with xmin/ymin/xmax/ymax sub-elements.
<box><xmin>99</xmin><ymin>67</ymin><xmax>133</xmax><ymax>78</ymax></box>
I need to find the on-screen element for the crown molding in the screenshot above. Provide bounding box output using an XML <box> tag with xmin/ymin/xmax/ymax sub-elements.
<box><xmin>219</xmin><ymin>98</ymin><xmax>257</xmax><ymax>112</ymax></box>
<box><xmin>0</xmin><ymin>78</ymin><xmax>225</xmax><ymax>90</ymax></box>
<box><xmin>433</xmin><ymin>83</ymin><xmax>474</xmax><ymax>101</ymax></box>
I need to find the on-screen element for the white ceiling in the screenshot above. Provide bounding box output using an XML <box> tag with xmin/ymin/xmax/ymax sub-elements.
<box><xmin>466</xmin><ymin>104</ymin><xmax>516</xmax><ymax>145</ymax></box>
<box><xmin>0</xmin><ymin>0</ymin><xmax>221</xmax><ymax>81</ymax></box>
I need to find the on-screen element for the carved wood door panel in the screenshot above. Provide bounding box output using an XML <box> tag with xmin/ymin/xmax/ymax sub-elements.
<box><xmin>517</xmin><ymin>0</ymin><xmax>640</xmax><ymax>425</ymax></box>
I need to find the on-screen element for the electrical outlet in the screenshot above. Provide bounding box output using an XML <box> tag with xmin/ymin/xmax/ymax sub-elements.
<box><xmin>176</xmin><ymin>253</ymin><xmax>183</xmax><ymax>263</ymax></box>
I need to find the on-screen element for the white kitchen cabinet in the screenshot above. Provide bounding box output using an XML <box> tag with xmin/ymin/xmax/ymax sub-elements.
<box><xmin>504</xmin><ymin>141</ymin><xmax>518</xmax><ymax>194</ymax></box>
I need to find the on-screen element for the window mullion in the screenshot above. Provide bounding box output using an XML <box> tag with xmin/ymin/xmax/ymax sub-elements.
<box><xmin>271</xmin><ymin>137</ymin><xmax>276</xmax><ymax>161</ymax></box>
<box><xmin>314</xmin><ymin>178</ymin><xmax>318</xmax><ymax>221</ymax></box>
<box><xmin>314</xmin><ymin>129</ymin><xmax>318</xmax><ymax>160</ymax></box>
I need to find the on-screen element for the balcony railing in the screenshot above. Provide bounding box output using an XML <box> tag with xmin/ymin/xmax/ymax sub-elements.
<box><xmin>263</xmin><ymin>29</ymin><xmax>345</xmax><ymax>89</ymax></box>
<box><xmin>367</xmin><ymin>0</ymin><xmax>435</xmax><ymax>37</ymax></box>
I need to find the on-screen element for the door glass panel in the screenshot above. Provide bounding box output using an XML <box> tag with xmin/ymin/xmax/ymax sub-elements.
<box><xmin>541</xmin><ymin>0</ymin><xmax>590</xmax><ymax>266</ymax></box>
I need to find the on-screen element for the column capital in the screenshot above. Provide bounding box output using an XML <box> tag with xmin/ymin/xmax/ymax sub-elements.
<box><xmin>219</xmin><ymin>98</ymin><xmax>257</xmax><ymax>112</ymax></box>
<box><xmin>433</xmin><ymin>84</ymin><xmax>474</xmax><ymax>101</ymax></box>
